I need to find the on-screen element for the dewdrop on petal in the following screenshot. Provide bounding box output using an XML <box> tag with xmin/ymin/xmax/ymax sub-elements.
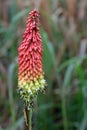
<box><xmin>18</xmin><ymin>10</ymin><xmax>46</xmax><ymax>106</ymax></box>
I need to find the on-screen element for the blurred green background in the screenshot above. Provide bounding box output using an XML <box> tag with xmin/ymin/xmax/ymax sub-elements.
<box><xmin>0</xmin><ymin>0</ymin><xmax>87</xmax><ymax>130</ymax></box>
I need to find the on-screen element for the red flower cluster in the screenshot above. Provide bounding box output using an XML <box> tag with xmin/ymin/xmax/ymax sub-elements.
<box><xmin>18</xmin><ymin>10</ymin><xmax>46</xmax><ymax>105</ymax></box>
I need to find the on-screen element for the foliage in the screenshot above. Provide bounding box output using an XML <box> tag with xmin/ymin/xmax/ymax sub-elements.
<box><xmin>0</xmin><ymin>0</ymin><xmax>87</xmax><ymax>130</ymax></box>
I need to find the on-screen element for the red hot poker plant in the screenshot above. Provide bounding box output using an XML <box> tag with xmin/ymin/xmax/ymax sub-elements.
<box><xmin>18</xmin><ymin>10</ymin><xmax>46</xmax><ymax>107</ymax></box>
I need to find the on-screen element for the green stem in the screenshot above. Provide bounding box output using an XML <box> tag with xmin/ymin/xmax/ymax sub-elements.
<box><xmin>61</xmin><ymin>94</ymin><xmax>68</xmax><ymax>130</ymax></box>
<box><xmin>24</xmin><ymin>107</ymin><xmax>32</xmax><ymax>130</ymax></box>
<box><xmin>8</xmin><ymin>63</ymin><xmax>16</xmax><ymax>124</ymax></box>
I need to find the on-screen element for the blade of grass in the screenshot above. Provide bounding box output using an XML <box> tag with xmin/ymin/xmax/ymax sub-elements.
<box><xmin>79</xmin><ymin>86</ymin><xmax>87</xmax><ymax>130</ymax></box>
<box><xmin>40</xmin><ymin>28</ymin><xmax>62</xmax><ymax>87</ymax></box>
<box><xmin>58</xmin><ymin>55</ymin><xmax>87</xmax><ymax>72</ymax></box>
<box><xmin>61</xmin><ymin>64</ymin><xmax>75</xmax><ymax>130</ymax></box>
<box><xmin>11</xmin><ymin>8</ymin><xmax>30</xmax><ymax>25</ymax></box>
<box><xmin>7</xmin><ymin>61</ymin><xmax>17</xmax><ymax>124</ymax></box>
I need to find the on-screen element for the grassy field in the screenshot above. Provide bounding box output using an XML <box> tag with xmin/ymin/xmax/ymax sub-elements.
<box><xmin>0</xmin><ymin>0</ymin><xmax>87</xmax><ymax>130</ymax></box>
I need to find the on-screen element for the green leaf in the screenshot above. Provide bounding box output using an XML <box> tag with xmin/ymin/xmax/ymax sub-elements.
<box><xmin>40</xmin><ymin>28</ymin><xmax>56</xmax><ymax>76</ymax></box>
<box><xmin>7</xmin><ymin>61</ymin><xmax>17</xmax><ymax>124</ymax></box>
<box><xmin>11</xmin><ymin>8</ymin><xmax>30</xmax><ymax>25</ymax></box>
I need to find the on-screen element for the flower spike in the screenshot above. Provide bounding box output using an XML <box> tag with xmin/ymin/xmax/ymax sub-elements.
<box><xmin>18</xmin><ymin>10</ymin><xmax>46</xmax><ymax>106</ymax></box>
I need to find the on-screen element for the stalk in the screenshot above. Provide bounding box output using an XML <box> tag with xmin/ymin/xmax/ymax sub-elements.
<box><xmin>24</xmin><ymin>107</ymin><xmax>32</xmax><ymax>130</ymax></box>
<box><xmin>61</xmin><ymin>94</ymin><xmax>68</xmax><ymax>130</ymax></box>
